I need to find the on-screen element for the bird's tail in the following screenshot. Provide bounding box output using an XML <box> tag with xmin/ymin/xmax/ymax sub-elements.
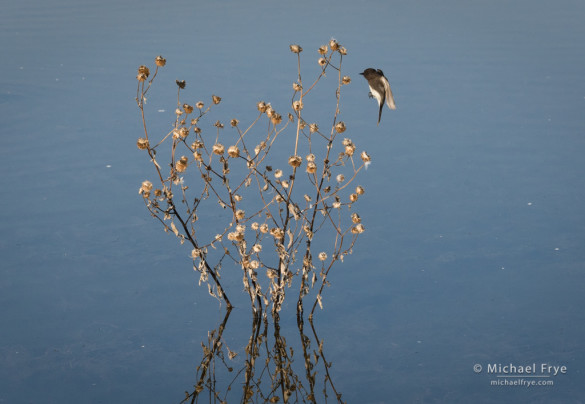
<box><xmin>377</xmin><ymin>102</ymin><xmax>383</xmax><ymax>126</ymax></box>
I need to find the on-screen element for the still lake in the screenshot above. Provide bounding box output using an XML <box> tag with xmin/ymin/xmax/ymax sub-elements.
<box><xmin>1</xmin><ymin>0</ymin><xmax>585</xmax><ymax>402</ymax></box>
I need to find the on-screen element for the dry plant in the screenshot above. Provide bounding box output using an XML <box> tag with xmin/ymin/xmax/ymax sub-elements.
<box><xmin>135</xmin><ymin>39</ymin><xmax>370</xmax><ymax>403</ymax></box>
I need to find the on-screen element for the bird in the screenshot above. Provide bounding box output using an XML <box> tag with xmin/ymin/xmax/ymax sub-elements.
<box><xmin>359</xmin><ymin>68</ymin><xmax>396</xmax><ymax>125</ymax></box>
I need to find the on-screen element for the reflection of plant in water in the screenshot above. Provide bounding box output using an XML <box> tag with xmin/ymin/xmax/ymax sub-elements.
<box><xmin>135</xmin><ymin>39</ymin><xmax>369</xmax><ymax>403</ymax></box>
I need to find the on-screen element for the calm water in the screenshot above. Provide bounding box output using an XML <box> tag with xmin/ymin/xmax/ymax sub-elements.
<box><xmin>1</xmin><ymin>0</ymin><xmax>585</xmax><ymax>402</ymax></box>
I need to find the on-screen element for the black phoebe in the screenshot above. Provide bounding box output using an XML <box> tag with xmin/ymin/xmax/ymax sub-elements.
<box><xmin>359</xmin><ymin>68</ymin><xmax>396</xmax><ymax>125</ymax></box>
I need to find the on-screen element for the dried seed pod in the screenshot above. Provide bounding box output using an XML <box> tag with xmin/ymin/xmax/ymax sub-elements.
<box><xmin>271</xmin><ymin>113</ymin><xmax>282</xmax><ymax>125</ymax></box>
<box><xmin>137</xmin><ymin>65</ymin><xmax>150</xmax><ymax>77</ymax></box>
<box><xmin>329</xmin><ymin>39</ymin><xmax>339</xmax><ymax>51</ymax></box>
<box><xmin>176</xmin><ymin>80</ymin><xmax>186</xmax><ymax>89</ymax></box>
<box><xmin>292</xmin><ymin>100</ymin><xmax>303</xmax><ymax>111</ymax></box>
<box><xmin>212</xmin><ymin>143</ymin><xmax>225</xmax><ymax>155</ymax></box>
<box><xmin>288</xmin><ymin>155</ymin><xmax>302</xmax><ymax>168</ymax></box>
<box><xmin>235</xmin><ymin>209</ymin><xmax>245</xmax><ymax>220</ymax></box>
<box><xmin>342</xmin><ymin>75</ymin><xmax>351</xmax><ymax>85</ymax></box>
<box><xmin>289</xmin><ymin>44</ymin><xmax>303</xmax><ymax>53</ymax></box>
<box><xmin>356</xmin><ymin>185</ymin><xmax>365</xmax><ymax>195</ymax></box>
<box><xmin>292</xmin><ymin>82</ymin><xmax>302</xmax><ymax>92</ymax></box>
<box><xmin>140</xmin><ymin>180</ymin><xmax>153</xmax><ymax>195</ymax></box>
<box><xmin>227</xmin><ymin>145</ymin><xmax>240</xmax><ymax>158</ymax></box>
<box><xmin>318</xmin><ymin>45</ymin><xmax>328</xmax><ymax>55</ymax></box>
<box><xmin>212</xmin><ymin>95</ymin><xmax>221</xmax><ymax>104</ymax></box>
<box><xmin>338</xmin><ymin>46</ymin><xmax>347</xmax><ymax>55</ymax></box>
<box><xmin>136</xmin><ymin>137</ymin><xmax>149</xmax><ymax>150</ymax></box>
<box><xmin>306</xmin><ymin>161</ymin><xmax>317</xmax><ymax>174</ymax></box>
<box><xmin>309</xmin><ymin>123</ymin><xmax>319</xmax><ymax>133</ymax></box>
<box><xmin>178</xmin><ymin>127</ymin><xmax>189</xmax><ymax>138</ymax></box>
<box><xmin>230</xmin><ymin>118</ymin><xmax>239</xmax><ymax>127</ymax></box>
<box><xmin>351</xmin><ymin>213</ymin><xmax>361</xmax><ymax>224</ymax></box>
<box><xmin>155</xmin><ymin>55</ymin><xmax>166</xmax><ymax>67</ymax></box>
<box><xmin>335</xmin><ymin>121</ymin><xmax>346</xmax><ymax>133</ymax></box>
<box><xmin>257</xmin><ymin>101</ymin><xmax>267</xmax><ymax>113</ymax></box>
<box><xmin>196</xmin><ymin>101</ymin><xmax>204</xmax><ymax>109</ymax></box>
<box><xmin>318</xmin><ymin>252</ymin><xmax>327</xmax><ymax>261</ymax></box>
<box><xmin>183</xmin><ymin>104</ymin><xmax>194</xmax><ymax>114</ymax></box>
<box><xmin>361</xmin><ymin>151</ymin><xmax>371</xmax><ymax>163</ymax></box>
<box><xmin>349</xmin><ymin>193</ymin><xmax>358</xmax><ymax>202</ymax></box>
<box><xmin>318</xmin><ymin>57</ymin><xmax>327</xmax><ymax>67</ymax></box>
<box><xmin>336</xmin><ymin>174</ymin><xmax>345</xmax><ymax>183</ymax></box>
<box><xmin>176</xmin><ymin>156</ymin><xmax>189</xmax><ymax>172</ymax></box>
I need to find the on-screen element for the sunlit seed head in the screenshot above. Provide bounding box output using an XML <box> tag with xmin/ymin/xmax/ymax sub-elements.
<box><xmin>332</xmin><ymin>201</ymin><xmax>341</xmax><ymax>209</ymax></box>
<box><xmin>275</xmin><ymin>194</ymin><xmax>284</xmax><ymax>203</ymax></box>
<box><xmin>215</xmin><ymin>234</ymin><xmax>222</xmax><ymax>241</ymax></box>
<box><xmin>306</xmin><ymin>161</ymin><xmax>317</xmax><ymax>174</ymax></box>
<box><xmin>345</xmin><ymin>143</ymin><xmax>356</xmax><ymax>156</ymax></box>
<box><xmin>249</xmin><ymin>260</ymin><xmax>260</xmax><ymax>269</ymax></box>
<box><xmin>266</xmin><ymin>107</ymin><xmax>274</xmax><ymax>118</ymax></box>
<box><xmin>175</xmin><ymin>108</ymin><xmax>183</xmax><ymax>116</ymax></box>
<box><xmin>329</xmin><ymin>39</ymin><xmax>339</xmax><ymax>51</ymax></box>
<box><xmin>288</xmin><ymin>113</ymin><xmax>294</xmax><ymax>122</ymax></box>
<box><xmin>257</xmin><ymin>101</ymin><xmax>267</xmax><ymax>113</ymax></box>
<box><xmin>293</xmin><ymin>82</ymin><xmax>302</xmax><ymax>92</ymax></box>
<box><xmin>179</xmin><ymin>127</ymin><xmax>189</xmax><ymax>138</ymax></box>
<box><xmin>213</xmin><ymin>120</ymin><xmax>224</xmax><ymax>129</ymax></box>
<box><xmin>138</xmin><ymin>65</ymin><xmax>150</xmax><ymax>77</ymax></box>
<box><xmin>155</xmin><ymin>55</ymin><xmax>166</xmax><ymax>67</ymax></box>
<box><xmin>342</xmin><ymin>138</ymin><xmax>352</xmax><ymax>146</ymax></box>
<box><xmin>230</xmin><ymin>119</ymin><xmax>239</xmax><ymax>127</ymax></box>
<box><xmin>212</xmin><ymin>143</ymin><xmax>225</xmax><ymax>155</ymax></box>
<box><xmin>318</xmin><ymin>252</ymin><xmax>327</xmax><ymax>261</ymax></box>
<box><xmin>289</xmin><ymin>44</ymin><xmax>303</xmax><ymax>54</ymax></box>
<box><xmin>274</xmin><ymin>169</ymin><xmax>283</xmax><ymax>179</ymax></box>
<box><xmin>356</xmin><ymin>185</ymin><xmax>365</xmax><ymax>195</ymax></box>
<box><xmin>183</xmin><ymin>104</ymin><xmax>194</xmax><ymax>114</ymax></box>
<box><xmin>136</xmin><ymin>73</ymin><xmax>147</xmax><ymax>82</ymax></box>
<box><xmin>336</xmin><ymin>174</ymin><xmax>345</xmax><ymax>183</ymax></box>
<box><xmin>154</xmin><ymin>189</ymin><xmax>162</xmax><ymax>197</ymax></box>
<box><xmin>355</xmin><ymin>224</ymin><xmax>365</xmax><ymax>234</ymax></box>
<box><xmin>309</xmin><ymin>123</ymin><xmax>319</xmax><ymax>133</ymax></box>
<box><xmin>260</xmin><ymin>223</ymin><xmax>269</xmax><ymax>233</ymax></box>
<box><xmin>304</xmin><ymin>194</ymin><xmax>311</xmax><ymax>202</ymax></box>
<box><xmin>288</xmin><ymin>155</ymin><xmax>302</xmax><ymax>168</ymax></box>
<box><xmin>137</xmin><ymin>137</ymin><xmax>149</xmax><ymax>150</ymax></box>
<box><xmin>196</xmin><ymin>101</ymin><xmax>204</xmax><ymax>109</ymax></box>
<box><xmin>252</xmin><ymin>244</ymin><xmax>262</xmax><ymax>253</ymax></box>
<box><xmin>342</xmin><ymin>75</ymin><xmax>351</xmax><ymax>85</ymax></box>
<box><xmin>235</xmin><ymin>224</ymin><xmax>246</xmax><ymax>233</ymax></box>
<box><xmin>176</xmin><ymin>80</ymin><xmax>186</xmax><ymax>89</ymax></box>
<box><xmin>271</xmin><ymin>113</ymin><xmax>282</xmax><ymax>125</ymax></box>
<box><xmin>251</xmin><ymin>222</ymin><xmax>259</xmax><ymax>230</ymax></box>
<box><xmin>212</xmin><ymin>95</ymin><xmax>222</xmax><ymax>105</ymax></box>
<box><xmin>292</xmin><ymin>100</ymin><xmax>303</xmax><ymax>111</ymax></box>
<box><xmin>233</xmin><ymin>194</ymin><xmax>242</xmax><ymax>202</ymax></box>
<box><xmin>338</xmin><ymin>46</ymin><xmax>347</xmax><ymax>55</ymax></box>
<box><xmin>140</xmin><ymin>180</ymin><xmax>153</xmax><ymax>194</ymax></box>
<box><xmin>270</xmin><ymin>227</ymin><xmax>285</xmax><ymax>240</ymax></box>
<box><xmin>235</xmin><ymin>209</ymin><xmax>245</xmax><ymax>220</ymax></box>
<box><xmin>360</xmin><ymin>151</ymin><xmax>371</xmax><ymax>163</ymax></box>
<box><xmin>299</xmin><ymin>120</ymin><xmax>307</xmax><ymax>130</ymax></box>
<box><xmin>318</xmin><ymin>57</ymin><xmax>327</xmax><ymax>67</ymax></box>
<box><xmin>323</xmin><ymin>185</ymin><xmax>331</xmax><ymax>193</ymax></box>
<box><xmin>318</xmin><ymin>45</ymin><xmax>328</xmax><ymax>55</ymax></box>
<box><xmin>306</xmin><ymin>153</ymin><xmax>315</xmax><ymax>162</ymax></box>
<box><xmin>176</xmin><ymin>156</ymin><xmax>189</xmax><ymax>172</ymax></box>
<box><xmin>193</xmin><ymin>126</ymin><xmax>202</xmax><ymax>134</ymax></box>
<box><xmin>191</xmin><ymin>248</ymin><xmax>201</xmax><ymax>259</ymax></box>
<box><xmin>227</xmin><ymin>145</ymin><xmax>240</xmax><ymax>158</ymax></box>
<box><xmin>335</xmin><ymin>121</ymin><xmax>346</xmax><ymax>133</ymax></box>
<box><xmin>351</xmin><ymin>213</ymin><xmax>361</xmax><ymax>224</ymax></box>
<box><xmin>191</xmin><ymin>140</ymin><xmax>203</xmax><ymax>149</ymax></box>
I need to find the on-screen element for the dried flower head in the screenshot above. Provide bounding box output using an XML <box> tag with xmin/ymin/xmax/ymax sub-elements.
<box><xmin>230</xmin><ymin>118</ymin><xmax>239</xmax><ymax>127</ymax></box>
<box><xmin>249</xmin><ymin>260</ymin><xmax>260</xmax><ymax>270</ymax></box>
<box><xmin>137</xmin><ymin>73</ymin><xmax>147</xmax><ymax>82</ymax></box>
<box><xmin>196</xmin><ymin>101</ymin><xmax>204</xmax><ymax>109</ymax></box>
<box><xmin>176</xmin><ymin>80</ymin><xmax>186</xmax><ymax>89</ymax></box>
<box><xmin>138</xmin><ymin>65</ymin><xmax>150</xmax><ymax>78</ymax></box>
<box><xmin>335</xmin><ymin>121</ymin><xmax>346</xmax><ymax>133</ymax></box>
<box><xmin>233</xmin><ymin>194</ymin><xmax>242</xmax><ymax>202</ymax></box>
<box><xmin>361</xmin><ymin>151</ymin><xmax>371</xmax><ymax>163</ymax></box>
<box><xmin>351</xmin><ymin>223</ymin><xmax>365</xmax><ymax>234</ymax></box>
<box><xmin>178</xmin><ymin>127</ymin><xmax>189</xmax><ymax>138</ymax></box>
<box><xmin>140</xmin><ymin>180</ymin><xmax>153</xmax><ymax>196</ymax></box>
<box><xmin>338</xmin><ymin>46</ymin><xmax>347</xmax><ymax>55</ymax></box>
<box><xmin>260</xmin><ymin>223</ymin><xmax>269</xmax><ymax>233</ymax></box>
<box><xmin>318</xmin><ymin>57</ymin><xmax>327</xmax><ymax>67</ymax></box>
<box><xmin>280</xmin><ymin>180</ymin><xmax>289</xmax><ymax>188</ymax></box>
<box><xmin>288</xmin><ymin>155</ymin><xmax>302</xmax><ymax>168</ymax></box>
<box><xmin>329</xmin><ymin>39</ymin><xmax>339</xmax><ymax>51</ymax></box>
<box><xmin>175</xmin><ymin>108</ymin><xmax>183</xmax><ymax>116</ymax></box>
<box><xmin>251</xmin><ymin>222</ymin><xmax>259</xmax><ymax>231</ymax></box>
<box><xmin>183</xmin><ymin>104</ymin><xmax>194</xmax><ymax>114</ymax></box>
<box><xmin>318</xmin><ymin>252</ymin><xmax>327</xmax><ymax>261</ymax></box>
<box><xmin>176</xmin><ymin>156</ymin><xmax>189</xmax><ymax>172</ymax></box>
<box><xmin>227</xmin><ymin>231</ymin><xmax>244</xmax><ymax>242</ymax></box>
<box><xmin>257</xmin><ymin>101</ymin><xmax>268</xmax><ymax>113</ymax></box>
<box><xmin>274</xmin><ymin>169</ymin><xmax>283</xmax><ymax>179</ymax></box>
<box><xmin>212</xmin><ymin>95</ymin><xmax>221</xmax><ymax>104</ymax></box>
<box><xmin>155</xmin><ymin>55</ymin><xmax>166</xmax><ymax>67</ymax></box>
<box><xmin>193</xmin><ymin>151</ymin><xmax>202</xmax><ymax>161</ymax></box>
<box><xmin>191</xmin><ymin>248</ymin><xmax>202</xmax><ymax>259</ymax></box>
<box><xmin>212</xmin><ymin>143</ymin><xmax>225</xmax><ymax>155</ymax></box>
<box><xmin>351</xmin><ymin>213</ymin><xmax>361</xmax><ymax>224</ymax></box>
<box><xmin>137</xmin><ymin>137</ymin><xmax>149</xmax><ymax>150</ymax></box>
<box><xmin>292</xmin><ymin>82</ymin><xmax>302</xmax><ymax>92</ymax></box>
<box><xmin>289</xmin><ymin>44</ymin><xmax>303</xmax><ymax>53</ymax></box>
<box><xmin>309</xmin><ymin>123</ymin><xmax>319</xmax><ymax>133</ymax></box>
<box><xmin>318</xmin><ymin>45</ymin><xmax>328</xmax><ymax>55</ymax></box>
<box><xmin>271</xmin><ymin>113</ymin><xmax>282</xmax><ymax>125</ymax></box>
<box><xmin>345</xmin><ymin>143</ymin><xmax>356</xmax><ymax>157</ymax></box>
<box><xmin>193</xmin><ymin>126</ymin><xmax>202</xmax><ymax>134</ymax></box>
<box><xmin>292</xmin><ymin>100</ymin><xmax>303</xmax><ymax>111</ymax></box>
<box><xmin>306</xmin><ymin>161</ymin><xmax>317</xmax><ymax>174</ymax></box>
<box><xmin>332</xmin><ymin>201</ymin><xmax>341</xmax><ymax>209</ymax></box>
<box><xmin>336</xmin><ymin>174</ymin><xmax>345</xmax><ymax>183</ymax></box>
<box><xmin>191</xmin><ymin>140</ymin><xmax>203</xmax><ymax>149</ymax></box>
<box><xmin>270</xmin><ymin>227</ymin><xmax>285</xmax><ymax>240</ymax></box>
<box><xmin>342</xmin><ymin>75</ymin><xmax>351</xmax><ymax>85</ymax></box>
<box><xmin>349</xmin><ymin>193</ymin><xmax>358</xmax><ymax>202</ymax></box>
<box><xmin>356</xmin><ymin>185</ymin><xmax>365</xmax><ymax>195</ymax></box>
<box><xmin>213</xmin><ymin>120</ymin><xmax>224</xmax><ymax>129</ymax></box>
<box><xmin>227</xmin><ymin>145</ymin><xmax>240</xmax><ymax>158</ymax></box>
<box><xmin>235</xmin><ymin>209</ymin><xmax>245</xmax><ymax>220</ymax></box>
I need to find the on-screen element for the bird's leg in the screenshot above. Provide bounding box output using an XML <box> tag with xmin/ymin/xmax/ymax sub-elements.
<box><xmin>368</xmin><ymin>91</ymin><xmax>373</xmax><ymax>99</ymax></box>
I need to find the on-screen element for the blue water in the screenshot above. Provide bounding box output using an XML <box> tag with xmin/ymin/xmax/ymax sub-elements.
<box><xmin>1</xmin><ymin>0</ymin><xmax>585</xmax><ymax>402</ymax></box>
